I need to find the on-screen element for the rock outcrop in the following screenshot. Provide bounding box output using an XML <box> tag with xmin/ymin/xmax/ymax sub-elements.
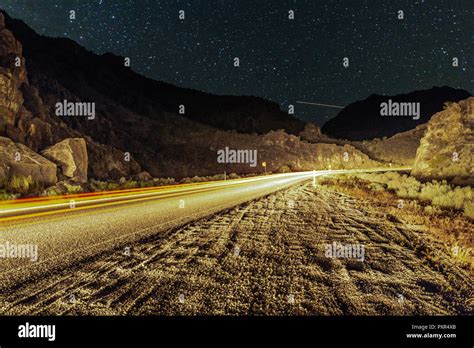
<box><xmin>412</xmin><ymin>97</ymin><xmax>474</xmax><ymax>184</ymax></box>
<box><xmin>0</xmin><ymin>10</ymin><xmax>310</xmax><ymax>183</ymax></box>
<box><xmin>299</xmin><ymin>122</ymin><xmax>323</xmax><ymax>142</ymax></box>
<box><xmin>0</xmin><ymin>136</ymin><xmax>56</xmax><ymax>186</ymax></box>
<box><xmin>0</xmin><ymin>11</ymin><xmax>141</xmax><ymax>181</ymax></box>
<box><xmin>259</xmin><ymin>130</ymin><xmax>380</xmax><ymax>171</ymax></box>
<box><xmin>355</xmin><ymin>123</ymin><xmax>428</xmax><ymax>166</ymax></box>
<box><xmin>0</xmin><ymin>12</ymin><xmax>28</xmax><ymax>141</ymax></box>
<box><xmin>41</xmin><ymin>138</ymin><xmax>88</xmax><ymax>183</ymax></box>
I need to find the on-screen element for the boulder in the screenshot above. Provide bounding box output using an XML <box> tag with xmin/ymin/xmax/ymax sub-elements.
<box><xmin>412</xmin><ymin>97</ymin><xmax>474</xmax><ymax>183</ymax></box>
<box><xmin>135</xmin><ymin>171</ymin><xmax>152</xmax><ymax>181</ymax></box>
<box><xmin>0</xmin><ymin>136</ymin><xmax>57</xmax><ymax>186</ymax></box>
<box><xmin>41</xmin><ymin>138</ymin><xmax>88</xmax><ymax>183</ymax></box>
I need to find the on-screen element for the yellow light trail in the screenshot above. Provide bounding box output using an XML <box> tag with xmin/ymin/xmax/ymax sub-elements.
<box><xmin>0</xmin><ymin>168</ymin><xmax>410</xmax><ymax>224</ymax></box>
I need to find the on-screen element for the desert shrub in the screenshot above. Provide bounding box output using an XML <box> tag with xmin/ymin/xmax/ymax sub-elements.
<box><xmin>180</xmin><ymin>176</ymin><xmax>206</xmax><ymax>184</ymax></box>
<box><xmin>424</xmin><ymin>205</ymin><xmax>441</xmax><ymax>215</ymax></box>
<box><xmin>64</xmin><ymin>182</ymin><xmax>83</xmax><ymax>194</ymax></box>
<box><xmin>180</xmin><ymin>177</ymin><xmax>192</xmax><ymax>184</ymax></box>
<box><xmin>396</xmin><ymin>185</ymin><xmax>420</xmax><ymax>199</ymax></box>
<box><xmin>180</xmin><ymin>173</ymin><xmax>240</xmax><ymax>184</ymax></box>
<box><xmin>90</xmin><ymin>179</ymin><xmax>106</xmax><ymax>191</ymax></box>
<box><xmin>137</xmin><ymin>177</ymin><xmax>176</xmax><ymax>187</ymax></box>
<box><xmin>464</xmin><ymin>201</ymin><xmax>474</xmax><ymax>219</ymax></box>
<box><xmin>208</xmin><ymin>174</ymin><xmax>224</xmax><ymax>181</ymax></box>
<box><xmin>441</xmin><ymin>188</ymin><xmax>464</xmax><ymax>209</ymax></box>
<box><xmin>7</xmin><ymin>175</ymin><xmax>42</xmax><ymax>194</ymax></box>
<box><xmin>419</xmin><ymin>181</ymin><xmax>450</xmax><ymax>201</ymax></box>
<box><xmin>41</xmin><ymin>187</ymin><xmax>63</xmax><ymax>197</ymax></box>
<box><xmin>90</xmin><ymin>180</ymin><xmax>119</xmax><ymax>191</ymax></box>
<box><xmin>120</xmin><ymin>180</ymin><xmax>138</xmax><ymax>189</ymax></box>
<box><xmin>106</xmin><ymin>182</ymin><xmax>120</xmax><ymax>190</ymax></box>
<box><xmin>367</xmin><ymin>182</ymin><xmax>385</xmax><ymax>191</ymax></box>
<box><xmin>449</xmin><ymin>243</ymin><xmax>472</xmax><ymax>265</ymax></box>
<box><xmin>350</xmin><ymin>172</ymin><xmax>473</xmax><ymax>215</ymax></box>
<box><xmin>0</xmin><ymin>189</ymin><xmax>18</xmax><ymax>200</ymax></box>
<box><xmin>278</xmin><ymin>165</ymin><xmax>291</xmax><ymax>173</ymax></box>
<box><xmin>160</xmin><ymin>177</ymin><xmax>177</xmax><ymax>185</ymax></box>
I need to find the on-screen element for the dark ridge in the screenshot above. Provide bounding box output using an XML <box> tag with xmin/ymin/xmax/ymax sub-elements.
<box><xmin>1</xmin><ymin>10</ymin><xmax>305</xmax><ymax>135</ymax></box>
<box><xmin>321</xmin><ymin>86</ymin><xmax>471</xmax><ymax>140</ymax></box>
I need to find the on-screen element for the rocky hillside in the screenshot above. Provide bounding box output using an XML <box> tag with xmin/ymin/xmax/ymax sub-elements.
<box><xmin>0</xmin><ymin>9</ymin><xmax>383</xmax><ymax>194</ymax></box>
<box><xmin>0</xmin><ymin>11</ymin><xmax>141</xmax><ymax>185</ymax></box>
<box><xmin>412</xmin><ymin>97</ymin><xmax>474</xmax><ymax>185</ymax></box>
<box><xmin>2</xmin><ymin>10</ymin><xmax>304</xmax><ymax>136</ymax></box>
<box><xmin>300</xmin><ymin>122</ymin><xmax>424</xmax><ymax>166</ymax></box>
<box><xmin>354</xmin><ymin>124</ymin><xmax>428</xmax><ymax>166</ymax></box>
<box><xmin>322</xmin><ymin>87</ymin><xmax>471</xmax><ymax>140</ymax></box>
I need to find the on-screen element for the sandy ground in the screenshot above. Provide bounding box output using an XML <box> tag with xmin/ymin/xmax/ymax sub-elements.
<box><xmin>1</xmin><ymin>182</ymin><xmax>472</xmax><ymax>315</ymax></box>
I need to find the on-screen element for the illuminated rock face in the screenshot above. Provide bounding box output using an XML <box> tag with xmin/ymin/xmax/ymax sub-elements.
<box><xmin>0</xmin><ymin>12</ymin><xmax>141</xmax><ymax>181</ymax></box>
<box><xmin>0</xmin><ymin>136</ymin><xmax>57</xmax><ymax>186</ymax></box>
<box><xmin>41</xmin><ymin>138</ymin><xmax>88</xmax><ymax>183</ymax></box>
<box><xmin>412</xmin><ymin>97</ymin><xmax>474</xmax><ymax>184</ymax></box>
<box><xmin>0</xmin><ymin>12</ymin><xmax>27</xmax><ymax>137</ymax></box>
<box><xmin>261</xmin><ymin>130</ymin><xmax>380</xmax><ymax>171</ymax></box>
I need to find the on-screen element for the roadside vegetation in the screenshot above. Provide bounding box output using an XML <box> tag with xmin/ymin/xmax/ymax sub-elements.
<box><xmin>319</xmin><ymin>171</ymin><xmax>473</xmax><ymax>271</ymax></box>
<box><xmin>89</xmin><ymin>173</ymin><xmax>242</xmax><ymax>192</ymax></box>
<box><xmin>321</xmin><ymin>171</ymin><xmax>474</xmax><ymax>219</ymax></box>
<box><xmin>0</xmin><ymin>175</ymin><xmax>41</xmax><ymax>199</ymax></box>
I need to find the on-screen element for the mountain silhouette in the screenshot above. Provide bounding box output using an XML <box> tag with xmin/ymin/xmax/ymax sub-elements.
<box><xmin>322</xmin><ymin>86</ymin><xmax>471</xmax><ymax>140</ymax></box>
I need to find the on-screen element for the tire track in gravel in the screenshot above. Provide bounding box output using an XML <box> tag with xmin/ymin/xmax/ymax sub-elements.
<box><xmin>1</xmin><ymin>182</ymin><xmax>472</xmax><ymax>315</ymax></box>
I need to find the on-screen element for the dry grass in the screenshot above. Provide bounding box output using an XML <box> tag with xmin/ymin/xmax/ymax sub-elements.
<box><xmin>340</xmin><ymin>172</ymin><xmax>474</xmax><ymax>219</ymax></box>
<box><xmin>3</xmin><ymin>175</ymin><xmax>43</xmax><ymax>195</ymax></box>
<box><xmin>319</xmin><ymin>172</ymin><xmax>474</xmax><ymax>272</ymax></box>
<box><xmin>464</xmin><ymin>201</ymin><xmax>474</xmax><ymax>219</ymax></box>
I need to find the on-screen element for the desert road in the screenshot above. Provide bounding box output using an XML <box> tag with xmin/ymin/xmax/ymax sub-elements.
<box><xmin>0</xmin><ymin>167</ymin><xmax>471</xmax><ymax>316</ymax></box>
<box><xmin>0</xmin><ymin>168</ymin><xmax>406</xmax><ymax>290</ymax></box>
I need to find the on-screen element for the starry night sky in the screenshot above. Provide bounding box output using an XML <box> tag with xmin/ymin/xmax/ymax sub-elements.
<box><xmin>1</xmin><ymin>0</ymin><xmax>472</xmax><ymax>125</ymax></box>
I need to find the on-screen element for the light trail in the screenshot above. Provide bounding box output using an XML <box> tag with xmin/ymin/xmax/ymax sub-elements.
<box><xmin>0</xmin><ymin>168</ymin><xmax>410</xmax><ymax>223</ymax></box>
<box><xmin>296</xmin><ymin>101</ymin><xmax>344</xmax><ymax>109</ymax></box>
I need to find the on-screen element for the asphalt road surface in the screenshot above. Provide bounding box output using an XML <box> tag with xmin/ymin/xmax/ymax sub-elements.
<box><xmin>0</xmin><ymin>168</ymin><xmax>470</xmax><ymax>316</ymax></box>
<box><xmin>0</xmin><ymin>170</ymin><xmax>352</xmax><ymax>290</ymax></box>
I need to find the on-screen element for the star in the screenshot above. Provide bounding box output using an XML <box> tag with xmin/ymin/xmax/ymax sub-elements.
<box><xmin>1</xmin><ymin>0</ymin><xmax>471</xmax><ymax>126</ymax></box>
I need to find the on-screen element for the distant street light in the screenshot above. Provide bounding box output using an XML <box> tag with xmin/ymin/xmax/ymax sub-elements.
<box><xmin>262</xmin><ymin>162</ymin><xmax>267</xmax><ymax>173</ymax></box>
